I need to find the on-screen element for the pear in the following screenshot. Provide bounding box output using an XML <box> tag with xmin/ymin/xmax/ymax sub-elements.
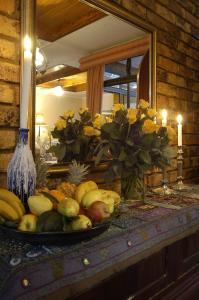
<box><xmin>57</xmin><ymin>198</ymin><xmax>79</xmax><ymax>217</ymax></box>
<box><xmin>71</xmin><ymin>215</ymin><xmax>92</xmax><ymax>231</ymax></box>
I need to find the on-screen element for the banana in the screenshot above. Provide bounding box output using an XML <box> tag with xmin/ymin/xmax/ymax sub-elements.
<box><xmin>0</xmin><ymin>200</ymin><xmax>19</xmax><ymax>221</ymax></box>
<box><xmin>0</xmin><ymin>188</ymin><xmax>25</xmax><ymax>218</ymax></box>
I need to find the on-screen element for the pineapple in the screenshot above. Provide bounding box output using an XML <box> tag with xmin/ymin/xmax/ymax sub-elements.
<box><xmin>67</xmin><ymin>160</ymin><xmax>89</xmax><ymax>185</ymax></box>
<box><xmin>57</xmin><ymin>160</ymin><xmax>89</xmax><ymax>198</ymax></box>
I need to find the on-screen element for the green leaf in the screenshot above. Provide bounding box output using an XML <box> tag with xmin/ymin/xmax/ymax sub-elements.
<box><xmin>95</xmin><ymin>144</ymin><xmax>109</xmax><ymax>165</ymax></box>
<box><xmin>118</xmin><ymin>148</ymin><xmax>126</xmax><ymax>161</ymax></box>
<box><xmin>138</xmin><ymin>149</ymin><xmax>152</xmax><ymax>165</ymax></box>
<box><xmin>49</xmin><ymin>144</ymin><xmax>66</xmax><ymax>161</ymax></box>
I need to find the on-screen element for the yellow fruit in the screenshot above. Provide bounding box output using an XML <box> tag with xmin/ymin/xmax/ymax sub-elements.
<box><xmin>0</xmin><ymin>199</ymin><xmax>19</xmax><ymax>221</ymax></box>
<box><xmin>28</xmin><ymin>195</ymin><xmax>53</xmax><ymax>216</ymax></box>
<box><xmin>0</xmin><ymin>188</ymin><xmax>25</xmax><ymax>215</ymax></box>
<box><xmin>57</xmin><ymin>198</ymin><xmax>79</xmax><ymax>217</ymax></box>
<box><xmin>71</xmin><ymin>215</ymin><xmax>92</xmax><ymax>231</ymax></box>
<box><xmin>99</xmin><ymin>190</ymin><xmax>121</xmax><ymax>206</ymax></box>
<box><xmin>57</xmin><ymin>181</ymin><xmax>76</xmax><ymax>198</ymax></box>
<box><xmin>75</xmin><ymin>181</ymin><xmax>98</xmax><ymax>204</ymax></box>
<box><xmin>82</xmin><ymin>189</ymin><xmax>115</xmax><ymax>213</ymax></box>
<box><xmin>48</xmin><ymin>189</ymin><xmax>65</xmax><ymax>202</ymax></box>
<box><xmin>18</xmin><ymin>214</ymin><xmax>38</xmax><ymax>232</ymax></box>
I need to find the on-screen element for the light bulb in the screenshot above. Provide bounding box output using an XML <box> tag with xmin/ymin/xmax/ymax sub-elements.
<box><xmin>53</xmin><ymin>86</ymin><xmax>64</xmax><ymax>96</ymax></box>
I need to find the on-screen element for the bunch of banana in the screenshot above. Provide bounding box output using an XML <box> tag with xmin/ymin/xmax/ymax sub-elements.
<box><xmin>0</xmin><ymin>188</ymin><xmax>25</xmax><ymax>222</ymax></box>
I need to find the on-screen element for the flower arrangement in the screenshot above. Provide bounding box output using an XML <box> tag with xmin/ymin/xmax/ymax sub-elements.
<box><xmin>94</xmin><ymin>99</ymin><xmax>176</xmax><ymax>199</ymax></box>
<box><xmin>50</xmin><ymin>108</ymin><xmax>101</xmax><ymax>162</ymax></box>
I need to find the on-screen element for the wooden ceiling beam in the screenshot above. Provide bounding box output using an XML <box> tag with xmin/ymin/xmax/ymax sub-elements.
<box><xmin>36</xmin><ymin>66</ymin><xmax>81</xmax><ymax>85</ymax></box>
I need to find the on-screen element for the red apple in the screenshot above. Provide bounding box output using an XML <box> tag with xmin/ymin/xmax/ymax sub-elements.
<box><xmin>79</xmin><ymin>207</ymin><xmax>87</xmax><ymax>215</ymax></box>
<box><xmin>86</xmin><ymin>201</ymin><xmax>110</xmax><ymax>222</ymax></box>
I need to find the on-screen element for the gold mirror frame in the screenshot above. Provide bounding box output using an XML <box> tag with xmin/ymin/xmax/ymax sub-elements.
<box><xmin>24</xmin><ymin>0</ymin><xmax>156</xmax><ymax>172</ymax></box>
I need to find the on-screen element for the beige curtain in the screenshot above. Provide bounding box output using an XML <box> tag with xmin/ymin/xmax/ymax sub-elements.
<box><xmin>86</xmin><ymin>65</ymin><xmax>104</xmax><ymax>116</ymax></box>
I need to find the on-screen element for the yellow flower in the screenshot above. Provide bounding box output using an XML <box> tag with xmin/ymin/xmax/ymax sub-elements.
<box><xmin>142</xmin><ymin>119</ymin><xmax>156</xmax><ymax>134</ymax></box>
<box><xmin>63</xmin><ymin>110</ymin><xmax>74</xmax><ymax>119</ymax></box>
<box><xmin>105</xmin><ymin>116</ymin><xmax>112</xmax><ymax>123</ymax></box>
<box><xmin>55</xmin><ymin>118</ymin><xmax>67</xmax><ymax>131</ymax></box>
<box><xmin>92</xmin><ymin>114</ymin><xmax>106</xmax><ymax>129</ymax></box>
<box><xmin>83</xmin><ymin>126</ymin><xmax>97</xmax><ymax>136</ymax></box>
<box><xmin>138</xmin><ymin>99</ymin><xmax>150</xmax><ymax>109</ymax></box>
<box><xmin>166</xmin><ymin>126</ymin><xmax>176</xmax><ymax>143</ymax></box>
<box><xmin>113</xmin><ymin>103</ymin><xmax>125</xmax><ymax>113</ymax></box>
<box><xmin>147</xmin><ymin>108</ymin><xmax>156</xmax><ymax>118</ymax></box>
<box><xmin>79</xmin><ymin>107</ymin><xmax>88</xmax><ymax>114</ymax></box>
<box><xmin>127</xmin><ymin>108</ymin><xmax>138</xmax><ymax>124</ymax></box>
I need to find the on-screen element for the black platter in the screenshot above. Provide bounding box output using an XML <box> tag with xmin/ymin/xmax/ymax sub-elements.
<box><xmin>0</xmin><ymin>221</ymin><xmax>110</xmax><ymax>245</ymax></box>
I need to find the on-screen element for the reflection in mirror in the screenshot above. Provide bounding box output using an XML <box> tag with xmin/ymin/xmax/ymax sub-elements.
<box><xmin>35</xmin><ymin>0</ymin><xmax>151</xmax><ymax>162</ymax></box>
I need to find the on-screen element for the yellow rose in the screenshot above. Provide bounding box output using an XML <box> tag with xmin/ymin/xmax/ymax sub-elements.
<box><xmin>166</xmin><ymin>126</ymin><xmax>176</xmax><ymax>143</ymax></box>
<box><xmin>92</xmin><ymin>114</ymin><xmax>106</xmax><ymax>129</ymax></box>
<box><xmin>142</xmin><ymin>119</ymin><xmax>156</xmax><ymax>134</ymax></box>
<box><xmin>79</xmin><ymin>107</ymin><xmax>88</xmax><ymax>114</ymax></box>
<box><xmin>127</xmin><ymin>108</ymin><xmax>138</xmax><ymax>124</ymax></box>
<box><xmin>55</xmin><ymin>118</ymin><xmax>67</xmax><ymax>131</ymax></box>
<box><xmin>113</xmin><ymin>103</ymin><xmax>125</xmax><ymax>113</ymax></box>
<box><xmin>83</xmin><ymin>126</ymin><xmax>97</xmax><ymax>136</ymax></box>
<box><xmin>138</xmin><ymin>99</ymin><xmax>150</xmax><ymax>109</ymax></box>
<box><xmin>147</xmin><ymin>108</ymin><xmax>156</xmax><ymax>118</ymax></box>
<box><xmin>105</xmin><ymin>116</ymin><xmax>112</xmax><ymax>123</ymax></box>
<box><xmin>63</xmin><ymin>110</ymin><xmax>74</xmax><ymax>119</ymax></box>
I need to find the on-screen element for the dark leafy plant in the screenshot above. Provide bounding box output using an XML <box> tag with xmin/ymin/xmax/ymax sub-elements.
<box><xmin>50</xmin><ymin>109</ymin><xmax>100</xmax><ymax>162</ymax></box>
<box><xmin>94</xmin><ymin>100</ymin><xmax>176</xmax><ymax>199</ymax></box>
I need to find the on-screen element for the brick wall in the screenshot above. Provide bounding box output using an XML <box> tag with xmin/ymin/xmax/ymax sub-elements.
<box><xmin>112</xmin><ymin>0</ymin><xmax>199</xmax><ymax>187</ymax></box>
<box><xmin>0</xmin><ymin>0</ymin><xmax>199</xmax><ymax>188</ymax></box>
<box><xmin>0</xmin><ymin>0</ymin><xmax>20</xmax><ymax>187</ymax></box>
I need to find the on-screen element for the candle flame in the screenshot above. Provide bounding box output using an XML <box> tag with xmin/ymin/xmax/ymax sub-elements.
<box><xmin>24</xmin><ymin>35</ymin><xmax>32</xmax><ymax>51</ymax></box>
<box><xmin>177</xmin><ymin>114</ymin><xmax>183</xmax><ymax>124</ymax></box>
<box><xmin>161</xmin><ymin>109</ymin><xmax>167</xmax><ymax>119</ymax></box>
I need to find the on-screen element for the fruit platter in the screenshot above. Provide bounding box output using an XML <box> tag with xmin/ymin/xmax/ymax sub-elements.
<box><xmin>0</xmin><ymin>178</ymin><xmax>120</xmax><ymax>244</ymax></box>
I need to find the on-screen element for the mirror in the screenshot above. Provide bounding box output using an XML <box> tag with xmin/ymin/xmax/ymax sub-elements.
<box><xmin>32</xmin><ymin>0</ymin><xmax>156</xmax><ymax>164</ymax></box>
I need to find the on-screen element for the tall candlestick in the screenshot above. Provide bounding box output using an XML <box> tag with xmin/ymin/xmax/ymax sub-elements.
<box><xmin>161</xmin><ymin>109</ymin><xmax>167</xmax><ymax>127</ymax></box>
<box><xmin>177</xmin><ymin>114</ymin><xmax>182</xmax><ymax>146</ymax></box>
<box><xmin>20</xmin><ymin>35</ymin><xmax>32</xmax><ymax>129</ymax></box>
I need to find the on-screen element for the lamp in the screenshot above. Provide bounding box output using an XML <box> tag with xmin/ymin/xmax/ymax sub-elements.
<box><xmin>36</xmin><ymin>113</ymin><xmax>46</xmax><ymax>137</ymax></box>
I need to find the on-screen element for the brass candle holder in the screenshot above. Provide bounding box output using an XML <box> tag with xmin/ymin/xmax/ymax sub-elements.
<box><xmin>173</xmin><ymin>146</ymin><xmax>190</xmax><ymax>191</ymax></box>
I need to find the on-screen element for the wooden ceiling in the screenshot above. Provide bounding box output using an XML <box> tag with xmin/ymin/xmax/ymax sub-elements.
<box><xmin>38</xmin><ymin>72</ymin><xmax>87</xmax><ymax>92</ymax></box>
<box><xmin>37</xmin><ymin>0</ymin><xmax>106</xmax><ymax>42</ymax></box>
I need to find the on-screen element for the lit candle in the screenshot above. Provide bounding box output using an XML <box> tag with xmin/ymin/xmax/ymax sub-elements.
<box><xmin>161</xmin><ymin>109</ymin><xmax>167</xmax><ymax>127</ymax></box>
<box><xmin>177</xmin><ymin>114</ymin><xmax>183</xmax><ymax>146</ymax></box>
<box><xmin>20</xmin><ymin>35</ymin><xmax>32</xmax><ymax>128</ymax></box>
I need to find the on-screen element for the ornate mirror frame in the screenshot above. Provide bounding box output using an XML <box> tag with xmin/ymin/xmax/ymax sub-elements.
<box><xmin>23</xmin><ymin>0</ymin><xmax>156</xmax><ymax>172</ymax></box>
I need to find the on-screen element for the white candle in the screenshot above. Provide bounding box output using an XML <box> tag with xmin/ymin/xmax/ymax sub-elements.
<box><xmin>161</xmin><ymin>109</ymin><xmax>167</xmax><ymax>127</ymax></box>
<box><xmin>20</xmin><ymin>35</ymin><xmax>32</xmax><ymax>128</ymax></box>
<box><xmin>177</xmin><ymin>114</ymin><xmax>183</xmax><ymax>146</ymax></box>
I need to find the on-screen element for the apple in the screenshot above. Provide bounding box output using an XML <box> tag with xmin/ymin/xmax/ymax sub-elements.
<box><xmin>86</xmin><ymin>201</ymin><xmax>110</xmax><ymax>222</ymax></box>
<box><xmin>18</xmin><ymin>214</ymin><xmax>38</xmax><ymax>232</ymax></box>
<box><xmin>82</xmin><ymin>189</ymin><xmax>115</xmax><ymax>213</ymax></box>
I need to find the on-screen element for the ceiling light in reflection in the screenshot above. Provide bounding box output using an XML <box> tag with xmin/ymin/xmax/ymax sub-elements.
<box><xmin>53</xmin><ymin>86</ymin><xmax>64</xmax><ymax>96</ymax></box>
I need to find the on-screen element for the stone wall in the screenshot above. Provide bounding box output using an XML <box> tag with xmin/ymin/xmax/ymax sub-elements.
<box><xmin>112</xmin><ymin>0</ymin><xmax>199</xmax><ymax>187</ymax></box>
<box><xmin>0</xmin><ymin>0</ymin><xmax>20</xmax><ymax>187</ymax></box>
<box><xmin>0</xmin><ymin>0</ymin><xmax>199</xmax><ymax>188</ymax></box>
